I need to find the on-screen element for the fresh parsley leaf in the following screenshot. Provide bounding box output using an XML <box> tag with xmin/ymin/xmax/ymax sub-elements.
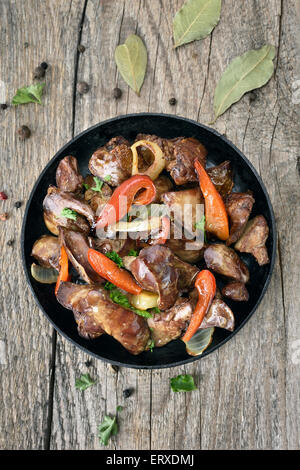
<box><xmin>91</xmin><ymin>176</ymin><xmax>104</xmax><ymax>192</ymax></box>
<box><xmin>195</xmin><ymin>215</ymin><xmax>207</xmax><ymax>242</ymax></box>
<box><xmin>104</xmin><ymin>281</ymin><xmax>116</xmax><ymax>290</ymax></box>
<box><xmin>60</xmin><ymin>208</ymin><xmax>77</xmax><ymax>220</ymax></box>
<box><xmin>75</xmin><ymin>373</ymin><xmax>96</xmax><ymax>391</ymax></box>
<box><xmin>109</xmin><ymin>289</ymin><xmax>153</xmax><ymax>319</ymax></box>
<box><xmin>104</xmin><ymin>175</ymin><xmax>111</xmax><ymax>182</ymax></box>
<box><xmin>83</xmin><ymin>183</ymin><xmax>89</xmax><ymax>190</ymax></box>
<box><xmin>98</xmin><ymin>406</ymin><xmax>123</xmax><ymax>446</ymax></box>
<box><xmin>128</xmin><ymin>249</ymin><xmax>138</xmax><ymax>257</ymax></box>
<box><xmin>151</xmin><ymin>307</ymin><xmax>161</xmax><ymax>314</ymax></box>
<box><xmin>170</xmin><ymin>374</ymin><xmax>197</xmax><ymax>393</ymax></box>
<box><xmin>148</xmin><ymin>339</ymin><xmax>155</xmax><ymax>352</ymax></box>
<box><xmin>12</xmin><ymin>83</ymin><xmax>45</xmax><ymax>106</ymax></box>
<box><xmin>105</xmin><ymin>251</ymin><xmax>124</xmax><ymax>268</ymax></box>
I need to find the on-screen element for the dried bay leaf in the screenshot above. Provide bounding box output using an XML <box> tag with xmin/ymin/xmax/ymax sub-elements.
<box><xmin>173</xmin><ymin>0</ymin><xmax>222</xmax><ymax>48</ymax></box>
<box><xmin>115</xmin><ymin>34</ymin><xmax>147</xmax><ymax>96</ymax></box>
<box><xmin>213</xmin><ymin>44</ymin><xmax>276</xmax><ymax>122</ymax></box>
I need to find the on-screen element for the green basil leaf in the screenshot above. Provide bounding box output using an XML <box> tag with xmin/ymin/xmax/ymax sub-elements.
<box><xmin>75</xmin><ymin>373</ymin><xmax>96</xmax><ymax>391</ymax></box>
<box><xmin>12</xmin><ymin>83</ymin><xmax>45</xmax><ymax>106</ymax></box>
<box><xmin>60</xmin><ymin>208</ymin><xmax>77</xmax><ymax>220</ymax></box>
<box><xmin>173</xmin><ymin>0</ymin><xmax>222</xmax><ymax>48</ymax></box>
<box><xmin>115</xmin><ymin>34</ymin><xmax>147</xmax><ymax>96</ymax></box>
<box><xmin>170</xmin><ymin>374</ymin><xmax>197</xmax><ymax>392</ymax></box>
<box><xmin>213</xmin><ymin>44</ymin><xmax>275</xmax><ymax>122</ymax></box>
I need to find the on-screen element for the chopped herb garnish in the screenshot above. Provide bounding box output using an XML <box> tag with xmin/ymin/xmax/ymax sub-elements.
<box><xmin>195</xmin><ymin>215</ymin><xmax>207</xmax><ymax>242</ymax></box>
<box><xmin>75</xmin><ymin>373</ymin><xmax>96</xmax><ymax>391</ymax></box>
<box><xmin>60</xmin><ymin>208</ymin><xmax>77</xmax><ymax>220</ymax></box>
<box><xmin>128</xmin><ymin>249</ymin><xmax>138</xmax><ymax>257</ymax></box>
<box><xmin>12</xmin><ymin>83</ymin><xmax>45</xmax><ymax>106</ymax></box>
<box><xmin>150</xmin><ymin>307</ymin><xmax>161</xmax><ymax>314</ymax></box>
<box><xmin>148</xmin><ymin>339</ymin><xmax>155</xmax><ymax>352</ymax></box>
<box><xmin>98</xmin><ymin>406</ymin><xmax>123</xmax><ymax>446</ymax></box>
<box><xmin>104</xmin><ymin>175</ymin><xmax>111</xmax><ymax>182</ymax></box>
<box><xmin>109</xmin><ymin>289</ymin><xmax>153</xmax><ymax>319</ymax></box>
<box><xmin>104</xmin><ymin>281</ymin><xmax>116</xmax><ymax>290</ymax></box>
<box><xmin>105</xmin><ymin>251</ymin><xmax>124</xmax><ymax>268</ymax></box>
<box><xmin>91</xmin><ymin>176</ymin><xmax>104</xmax><ymax>192</ymax></box>
<box><xmin>170</xmin><ymin>374</ymin><xmax>197</xmax><ymax>393</ymax></box>
<box><xmin>83</xmin><ymin>183</ymin><xmax>89</xmax><ymax>190</ymax></box>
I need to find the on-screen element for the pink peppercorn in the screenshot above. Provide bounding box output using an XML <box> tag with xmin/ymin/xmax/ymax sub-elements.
<box><xmin>0</xmin><ymin>192</ymin><xmax>8</xmax><ymax>200</ymax></box>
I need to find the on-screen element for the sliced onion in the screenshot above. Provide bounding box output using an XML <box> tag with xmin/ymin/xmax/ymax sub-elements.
<box><xmin>31</xmin><ymin>263</ymin><xmax>58</xmax><ymax>284</ymax></box>
<box><xmin>110</xmin><ymin>216</ymin><xmax>162</xmax><ymax>233</ymax></box>
<box><xmin>128</xmin><ymin>290</ymin><xmax>159</xmax><ymax>310</ymax></box>
<box><xmin>131</xmin><ymin>140</ymin><xmax>166</xmax><ymax>180</ymax></box>
<box><xmin>185</xmin><ymin>327</ymin><xmax>214</xmax><ymax>356</ymax></box>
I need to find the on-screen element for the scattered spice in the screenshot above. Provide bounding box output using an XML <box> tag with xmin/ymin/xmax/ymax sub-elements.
<box><xmin>122</xmin><ymin>388</ymin><xmax>133</xmax><ymax>399</ymax></box>
<box><xmin>109</xmin><ymin>364</ymin><xmax>119</xmax><ymax>373</ymax></box>
<box><xmin>85</xmin><ymin>359</ymin><xmax>93</xmax><ymax>367</ymax></box>
<box><xmin>77</xmin><ymin>81</ymin><xmax>89</xmax><ymax>94</ymax></box>
<box><xmin>0</xmin><ymin>192</ymin><xmax>8</xmax><ymax>200</ymax></box>
<box><xmin>78</xmin><ymin>44</ymin><xmax>86</xmax><ymax>53</ymax></box>
<box><xmin>113</xmin><ymin>87</ymin><xmax>122</xmax><ymax>99</ymax></box>
<box><xmin>0</xmin><ymin>213</ymin><xmax>8</xmax><ymax>221</ymax></box>
<box><xmin>7</xmin><ymin>239</ymin><xmax>14</xmax><ymax>246</ymax></box>
<box><xmin>249</xmin><ymin>90</ymin><xmax>258</xmax><ymax>102</ymax></box>
<box><xmin>169</xmin><ymin>97</ymin><xmax>177</xmax><ymax>105</ymax></box>
<box><xmin>33</xmin><ymin>65</ymin><xmax>46</xmax><ymax>79</ymax></box>
<box><xmin>40</xmin><ymin>62</ymin><xmax>48</xmax><ymax>70</ymax></box>
<box><xmin>14</xmin><ymin>201</ymin><xmax>22</xmax><ymax>209</ymax></box>
<box><xmin>17</xmin><ymin>125</ymin><xmax>31</xmax><ymax>140</ymax></box>
<box><xmin>24</xmin><ymin>42</ymin><xmax>29</xmax><ymax>48</ymax></box>
<box><xmin>0</xmin><ymin>103</ymin><xmax>8</xmax><ymax>110</ymax></box>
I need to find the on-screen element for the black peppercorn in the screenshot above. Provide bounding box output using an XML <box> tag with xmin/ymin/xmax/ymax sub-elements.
<box><xmin>40</xmin><ymin>62</ymin><xmax>48</xmax><ymax>70</ymax></box>
<box><xmin>122</xmin><ymin>388</ymin><xmax>133</xmax><ymax>399</ymax></box>
<box><xmin>113</xmin><ymin>87</ymin><xmax>122</xmax><ymax>99</ymax></box>
<box><xmin>7</xmin><ymin>239</ymin><xmax>14</xmax><ymax>246</ymax></box>
<box><xmin>77</xmin><ymin>81</ymin><xmax>89</xmax><ymax>94</ymax></box>
<box><xmin>78</xmin><ymin>44</ymin><xmax>86</xmax><ymax>53</ymax></box>
<box><xmin>169</xmin><ymin>97</ymin><xmax>177</xmax><ymax>106</ymax></box>
<box><xmin>14</xmin><ymin>201</ymin><xmax>22</xmax><ymax>209</ymax></box>
<box><xmin>17</xmin><ymin>125</ymin><xmax>31</xmax><ymax>140</ymax></box>
<box><xmin>24</xmin><ymin>42</ymin><xmax>29</xmax><ymax>48</ymax></box>
<box><xmin>85</xmin><ymin>359</ymin><xmax>93</xmax><ymax>367</ymax></box>
<box><xmin>0</xmin><ymin>103</ymin><xmax>8</xmax><ymax>110</ymax></box>
<box><xmin>33</xmin><ymin>66</ymin><xmax>45</xmax><ymax>79</ymax></box>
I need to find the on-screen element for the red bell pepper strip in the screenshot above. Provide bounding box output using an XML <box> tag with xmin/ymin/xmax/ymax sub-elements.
<box><xmin>152</xmin><ymin>216</ymin><xmax>170</xmax><ymax>245</ymax></box>
<box><xmin>96</xmin><ymin>174</ymin><xmax>156</xmax><ymax>229</ymax></box>
<box><xmin>181</xmin><ymin>270</ymin><xmax>216</xmax><ymax>343</ymax></box>
<box><xmin>194</xmin><ymin>159</ymin><xmax>229</xmax><ymax>241</ymax></box>
<box><xmin>87</xmin><ymin>249</ymin><xmax>142</xmax><ymax>295</ymax></box>
<box><xmin>55</xmin><ymin>245</ymin><xmax>71</xmax><ymax>295</ymax></box>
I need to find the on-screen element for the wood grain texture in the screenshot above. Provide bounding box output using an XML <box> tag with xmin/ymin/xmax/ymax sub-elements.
<box><xmin>0</xmin><ymin>0</ymin><xmax>299</xmax><ymax>450</ymax></box>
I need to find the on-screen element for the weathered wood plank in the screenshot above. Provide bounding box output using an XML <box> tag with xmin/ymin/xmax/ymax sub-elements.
<box><xmin>0</xmin><ymin>0</ymin><xmax>85</xmax><ymax>450</ymax></box>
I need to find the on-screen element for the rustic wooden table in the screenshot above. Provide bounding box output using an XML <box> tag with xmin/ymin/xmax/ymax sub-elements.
<box><xmin>0</xmin><ymin>0</ymin><xmax>299</xmax><ymax>450</ymax></box>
